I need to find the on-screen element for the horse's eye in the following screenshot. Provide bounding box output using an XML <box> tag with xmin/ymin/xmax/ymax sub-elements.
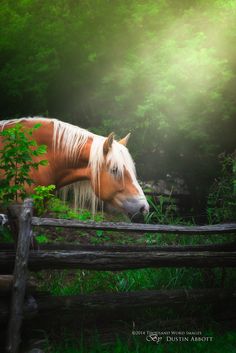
<box><xmin>110</xmin><ymin>167</ymin><xmax>118</xmax><ymax>175</ymax></box>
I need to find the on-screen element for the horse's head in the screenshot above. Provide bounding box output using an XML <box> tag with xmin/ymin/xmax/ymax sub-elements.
<box><xmin>89</xmin><ymin>133</ymin><xmax>149</xmax><ymax>219</ymax></box>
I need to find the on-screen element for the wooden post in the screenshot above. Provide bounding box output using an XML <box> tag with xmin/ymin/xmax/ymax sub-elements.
<box><xmin>6</xmin><ymin>198</ymin><xmax>33</xmax><ymax>353</ymax></box>
<box><xmin>7</xmin><ymin>204</ymin><xmax>22</xmax><ymax>246</ymax></box>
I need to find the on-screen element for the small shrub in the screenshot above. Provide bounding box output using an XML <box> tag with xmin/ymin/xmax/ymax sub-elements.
<box><xmin>31</xmin><ymin>185</ymin><xmax>56</xmax><ymax>215</ymax></box>
<box><xmin>207</xmin><ymin>152</ymin><xmax>236</xmax><ymax>223</ymax></box>
<box><xmin>0</xmin><ymin>123</ymin><xmax>48</xmax><ymax>204</ymax></box>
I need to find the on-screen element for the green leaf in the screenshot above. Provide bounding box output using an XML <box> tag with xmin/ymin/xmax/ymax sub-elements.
<box><xmin>38</xmin><ymin>159</ymin><xmax>48</xmax><ymax>166</ymax></box>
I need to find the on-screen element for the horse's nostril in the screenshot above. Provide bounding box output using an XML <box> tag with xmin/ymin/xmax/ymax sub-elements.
<box><xmin>140</xmin><ymin>206</ymin><xmax>145</xmax><ymax>214</ymax></box>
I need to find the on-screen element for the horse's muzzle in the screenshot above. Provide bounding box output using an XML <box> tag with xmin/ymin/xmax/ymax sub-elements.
<box><xmin>122</xmin><ymin>196</ymin><xmax>149</xmax><ymax>219</ymax></box>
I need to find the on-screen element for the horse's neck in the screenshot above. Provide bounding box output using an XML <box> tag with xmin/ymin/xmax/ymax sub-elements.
<box><xmin>52</xmin><ymin>136</ymin><xmax>93</xmax><ymax>188</ymax></box>
<box><xmin>0</xmin><ymin>118</ymin><xmax>94</xmax><ymax>189</ymax></box>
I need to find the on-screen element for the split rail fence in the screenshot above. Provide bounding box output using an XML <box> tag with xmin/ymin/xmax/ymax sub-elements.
<box><xmin>0</xmin><ymin>198</ymin><xmax>236</xmax><ymax>353</ymax></box>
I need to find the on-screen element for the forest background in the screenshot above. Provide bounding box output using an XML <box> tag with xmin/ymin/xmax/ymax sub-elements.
<box><xmin>0</xmin><ymin>0</ymin><xmax>235</xmax><ymax>211</ymax></box>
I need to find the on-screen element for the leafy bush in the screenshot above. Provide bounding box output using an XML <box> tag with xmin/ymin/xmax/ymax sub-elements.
<box><xmin>0</xmin><ymin>123</ymin><xmax>48</xmax><ymax>204</ymax></box>
<box><xmin>207</xmin><ymin>152</ymin><xmax>236</xmax><ymax>223</ymax></box>
<box><xmin>31</xmin><ymin>185</ymin><xmax>56</xmax><ymax>215</ymax></box>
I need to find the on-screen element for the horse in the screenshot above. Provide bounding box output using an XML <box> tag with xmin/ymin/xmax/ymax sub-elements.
<box><xmin>0</xmin><ymin>117</ymin><xmax>149</xmax><ymax>218</ymax></box>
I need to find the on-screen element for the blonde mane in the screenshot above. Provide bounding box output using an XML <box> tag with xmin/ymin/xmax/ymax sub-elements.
<box><xmin>0</xmin><ymin>117</ymin><xmax>137</xmax><ymax>213</ymax></box>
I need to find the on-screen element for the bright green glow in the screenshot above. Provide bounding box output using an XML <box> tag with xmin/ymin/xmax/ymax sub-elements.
<box><xmin>0</xmin><ymin>0</ymin><xmax>235</xmax><ymax>184</ymax></box>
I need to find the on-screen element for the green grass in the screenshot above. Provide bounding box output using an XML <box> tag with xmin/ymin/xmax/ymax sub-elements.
<box><xmin>38</xmin><ymin>265</ymin><xmax>236</xmax><ymax>296</ymax></box>
<box><xmin>48</xmin><ymin>198</ymin><xmax>104</xmax><ymax>222</ymax></box>
<box><xmin>35</xmin><ymin>234</ymin><xmax>50</xmax><ymax>244</ymax></box>
<box><xmin>145</xmin><ymin>194</ymin><xmax>188</xmax><ymax>225</ymax></box>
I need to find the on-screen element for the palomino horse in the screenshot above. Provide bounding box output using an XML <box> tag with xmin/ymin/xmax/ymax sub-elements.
<box><xmin>0</xmin><ymin>118</ymin><xmax>149</xmax><ymax>218</ymax></box>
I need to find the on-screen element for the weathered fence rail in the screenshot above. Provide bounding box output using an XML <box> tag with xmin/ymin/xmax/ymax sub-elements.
<box><xmin>2</xmin><ymin>241</ymin><xmax>236</xmax><ymax>252</ymax></box>
<box><xmin>1</xmin><ymin>249</ymin><xmax>236</xmax><ymax>273</ymax></box>
<box><xmin>32</xmin><ymin>217</ymin><xmax>236</xmax><ymax>234</ymax></box>
<box><xmin>1</xmin><ymin>288</ymin><xmax>236</xmax><ymax>323</ymax></box>
<box><xmin>0</xmin><ymin>199</ymin><xmax>236</xmax><ymax>353</ymax></box>
<box><xmin>2</xmin><ymin>215</ymin><xmax>236</xmax><ymax>234</ymax></box>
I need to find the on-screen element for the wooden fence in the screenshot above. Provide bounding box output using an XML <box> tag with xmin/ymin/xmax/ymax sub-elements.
<box><xmin>0</xmin><ymin>198</ymin><xmax>236</xmax><ymax>353</ymax></box>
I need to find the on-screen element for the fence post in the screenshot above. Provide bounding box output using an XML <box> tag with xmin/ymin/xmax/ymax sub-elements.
<box><xmin>7</xmin><ymin>203</ymin><xmax>23</xmax><ymax>246</ymax></box>
<box><xmin>6</xmin><ymin>198</ymin><xmax>33</xmax><ymax>353</ymax></box>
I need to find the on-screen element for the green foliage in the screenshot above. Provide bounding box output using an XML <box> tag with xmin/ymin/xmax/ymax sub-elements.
<box><xmin>96</xmin><ymin>230</ymin><xmax>104</xmax><ymax>237</ymax></box>
<box><xmin>145</xmin><ymin>194</ymin><xmax>186</xmax><ymax>225</ymax></box>
<box><xmin>207</xmin><ymin>152</ymin><xmax>236</xmax><ymax>223</ymax></box>
<box><xmin>47</xmin><ymin>197</ymin><xmax>104</xmax><ymax>222</ymax></box>
<box><xmin>0</xmin><ymin>226</ymin><xmax>13</xmax><ymax>243</ymax></box>
<box><xmin>35</xmin><ymin>234</ymin><xmax>49</xmax><ymax>244</ymax></box>
<box><xmin>0</xmin><ymin>0</ymin><xmax>235</xmax><ymax>199</ymax></box>
<box><xmin>31</xmin><ymin>184</ymin><xmax>56</xmax><ymax>215</ymax></box>
<box><xmin>0</xmin><ymin>123</ymin><xmax>47</xmax><ymax>204</ymax></box>
<box><xmin>47</xmin><ymin>197</ymin><xmax>70</xmax><ymax>214</ymax></box>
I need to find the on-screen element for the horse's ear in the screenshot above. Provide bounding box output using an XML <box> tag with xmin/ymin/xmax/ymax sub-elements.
<box><xmin>119</xmin><ymin>133</ymin><xmax>131</xmax><ymax>146</ymax></box>
<box><xmin>103</xmin><ymin>132</ymin><xmax>115</xmax><ymax>154</ymax></box>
